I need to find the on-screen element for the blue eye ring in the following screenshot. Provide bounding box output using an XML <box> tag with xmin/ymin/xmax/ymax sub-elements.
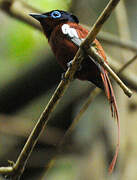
<box><xmin>51</xmin><ymin>11</ymin><xmax>61</xmax><ymax>18</ymax></box>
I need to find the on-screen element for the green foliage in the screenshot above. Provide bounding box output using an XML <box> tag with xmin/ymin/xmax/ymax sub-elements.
<box><xmin>27</xmin><ymin>0</ymin><xmax>71</xmax><ymax>11</ymax></box>
<box><xmin>6</xmin><ymin>21</ymin><xmax>45</xmax><ymax>63</ymax></box>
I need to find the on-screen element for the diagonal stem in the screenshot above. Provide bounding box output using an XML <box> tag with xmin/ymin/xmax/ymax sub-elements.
<box><xmin>0</xmin><ymin>0</ymin><xmax>130</xmax><ymax>179</ymax></box>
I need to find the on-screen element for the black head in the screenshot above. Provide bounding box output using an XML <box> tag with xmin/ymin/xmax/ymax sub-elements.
<box><xmin>29</xmin><ymin>10</ymin><xmax>79</xmax><ymax>38</ymax></box>
<box><xmin>30</xmin><ymin>10</ymin><xmax>79</xmax><ymax>24</ymax></box>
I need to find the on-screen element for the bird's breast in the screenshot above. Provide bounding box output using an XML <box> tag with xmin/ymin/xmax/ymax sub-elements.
<box><xmin>49</xmin><ymin>28</ymin><xmax>78</xmax><ymax>70</ymax></box>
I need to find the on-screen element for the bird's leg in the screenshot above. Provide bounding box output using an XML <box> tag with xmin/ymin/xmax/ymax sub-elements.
<box><xmin>61</xmin><ymin>72</ymin><xmax>66</xmax><ymax>81</ymax></box>
<box><xmin>67</xmin><ymin>60</ymin><xmax>73</xmax><ymax>68</ymax></box>
<box><xmin>67</xmin><ymin>60</ymin><xmax>82</xmax><ymax>71</ymax></box>
<box><xmin>61</xmin><ymin>71</ymin><xmax>75</xmax><ymax>82</ymax></box>
<box><xmin>61</xmin><ymin>58</ymin><xmax>82</xmax><ymax>82</ymax></box>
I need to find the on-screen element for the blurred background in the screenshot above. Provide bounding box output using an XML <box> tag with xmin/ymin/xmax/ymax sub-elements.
<box><xmin>0</xmin><ymin>0</ymin><xmax>137</xmax><ymax>179</ymax></box>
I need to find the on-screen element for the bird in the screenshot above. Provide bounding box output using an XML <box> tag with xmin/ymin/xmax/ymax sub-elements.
<box><xmin>29</xmin><ymin>10</ymin><xmax>120</xmax><ymax>173</ymax></box>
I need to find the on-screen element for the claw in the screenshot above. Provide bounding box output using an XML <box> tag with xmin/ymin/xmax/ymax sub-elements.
<box><xmin>61</xmin><ymin>72</ymin><xmax>74</xmax><ymax>82</ymax></box>
<box><xmin>67</xmin><ymin>60</ymin><xmax>73</xmax><ymax>68</ymax></box>
<box><xmin>67</xmin><ymin>60</ymin><xmax>82</xmax><ymax>71</ymax></box>
<box><xmin>61</xmin><ymin>72</ymin><xmax>66</xmax><ymax>81</ymax></box>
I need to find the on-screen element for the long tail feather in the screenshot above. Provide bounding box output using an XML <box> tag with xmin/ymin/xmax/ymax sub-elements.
<box><xmin>101</xmin><ymin>70</ymin><xmax>120</xmax><ymax>173</ymax></box>
<box><xmin>90</xmin><ymin>39</ymin><xmax>120</xmax><ymax>172</ymax></box>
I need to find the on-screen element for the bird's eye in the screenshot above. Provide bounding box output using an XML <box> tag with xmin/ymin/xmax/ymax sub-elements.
<box><xmin>51</xmin><ymin>11</ymin><xmax>61</xmax><ymax>18</ymax></box>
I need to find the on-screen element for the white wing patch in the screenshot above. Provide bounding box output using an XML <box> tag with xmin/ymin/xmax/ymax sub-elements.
<box><xmin>61</xmin><ymin>24</ymin><xmax>85</xmax><ymax>46</ymax></box>
<box><xmin>61</xmin><ymin>24</ymin><xmax>79</xmax><ymax>38</ymax></box>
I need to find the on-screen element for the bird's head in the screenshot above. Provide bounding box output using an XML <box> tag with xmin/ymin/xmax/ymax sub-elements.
<box><xmin>29</xmin><ymin>10</ymin><xmax>79</xmax><ymax>38</ymax></box>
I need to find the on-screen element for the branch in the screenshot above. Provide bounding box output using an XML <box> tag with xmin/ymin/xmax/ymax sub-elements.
<box><xmin>98</xmin><ymin>32</ymin><xmax>137</xmax><ymax>52</ymax></box>
<box><xmin>0</xmin><ymin>115</ymin><xmax>64</xmax><ymax>146</ymax></box>
<box><xmin>118</xmin><ymin>54</ymin><xmax>137</xmax><ymax>74</ymax></box>
<box><xmin>0</xmin><ymin>0</ymin><xmax>131</xmax><ymax>179</ymax></box>
<box><xmin>0</xmin><ymin>0</ymin><xmax>41</xmax><ymax>30</ymax></box>
<box><xmin>86</xmin><ymin>47</ymin><xmax>132</xmax><ymax>97</ymax></box>
<box><xmin>110</xmin><ymin>56</ymin><xmax>137</xmax><ymax>91</ymax></box>
<box><xmin>82</xmin><ymin>0</ymin><xmax>121</xmax><ymax>48</ymax></box>
<box><xmin>59</xmin><ymin>88</ymin><xmax>101</xmax><ymax>146</ymax></box>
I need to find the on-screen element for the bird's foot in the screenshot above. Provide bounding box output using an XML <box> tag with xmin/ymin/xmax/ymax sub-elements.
<box><xmin>67</xmin><ymin>60</ymin><xmax>73</xmax><ymax>68</ymax></box>
<box><xmin>67</xmin><ymin>60</ymin><xmax>82</xmax><ymax>71</ymax></box>
<box><xmin>61</xmin><ymin>72</ymin><xmax>66</xmax><ymax>81</ymax></box>
<box><xmin>61</xmin><ymin>72</ymin><xmax>71</xmax><ymax>82</ymax></box>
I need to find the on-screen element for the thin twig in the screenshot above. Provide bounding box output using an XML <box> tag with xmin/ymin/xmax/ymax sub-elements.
<box><xmin>0</xmin><ymin>0</ymin><xmax>41</xmax><ymax>30</ymax></box>
<box><xmin>82</xmin><ymin>0</ymin><xmax>121</xmax><ymax>48</ymax></box>
<box><xmin>59</xmin><ymin>88</ymin><xmax>101</xmax><ymax>147</ymax></box>
<box><xmin>118</xmin><ymin>54</ymin><xmax>137</xmax><ymax>74</ymax></box>
<box><xmin>109</xmin><ymin>58</ymin><xmax>137</xmax><ymax>92</ymax></box>
<box><xmin>87</xmin><ymin>47</ymin><xmax>132</xmax><ymax>97</ymax></box>
<box><xmin>98</xmin><ymin>32</ymin><xmax>137</xmax><ymax>52</ymax></box>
